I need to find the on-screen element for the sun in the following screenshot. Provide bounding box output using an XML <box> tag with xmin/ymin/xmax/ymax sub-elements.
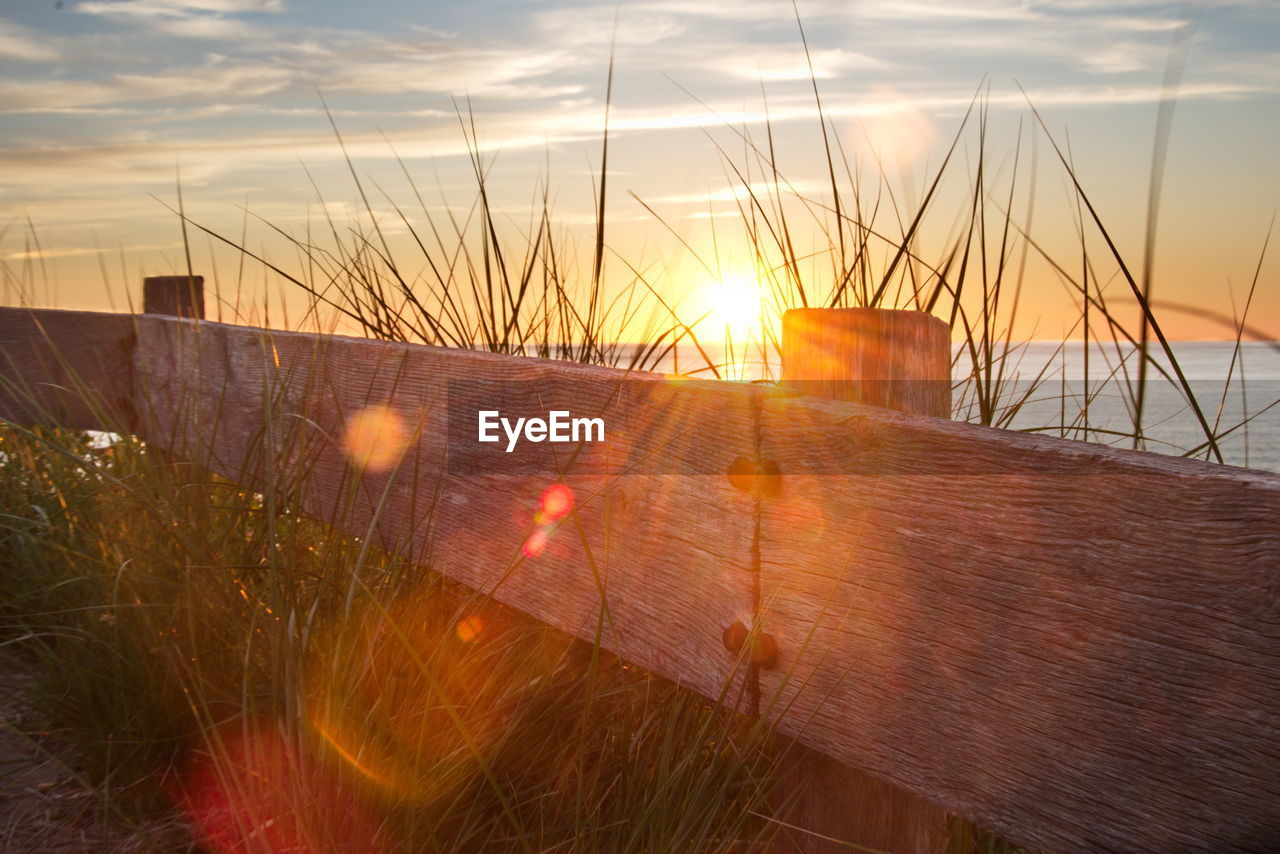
<box><xmin>703</xmin><ymin>274</ymin><xmax>764</xmax><ymax>337</ymax></box>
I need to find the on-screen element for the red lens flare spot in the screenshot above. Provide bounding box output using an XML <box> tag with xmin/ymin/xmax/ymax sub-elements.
<box><xmin>522</xmin><ymin>529</ymin><xmax>549</xmax><ymax>558</ymax></box>
<box><xmin>173</xmin><ymin>726</ymin><xmax>384</xmax><ymax>854</ymax></box>
<box><xmin>342</xmin><ymin>405</ymin><xmax>409</xmax><ymax>473</ymax></box>
<box><xmin>538</xmin><ymin>483</ymin><xmax>574</xmax><ymax>522</ymax></box>
<box><xmin>455</xmin><ymin>615</ymin><xmax>484</xmax><ymax>643</ymax></box>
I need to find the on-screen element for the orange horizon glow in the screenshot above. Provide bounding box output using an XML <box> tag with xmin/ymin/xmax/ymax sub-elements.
<box><xmin>1</xmin><ymin>4</ymin><xmax>1276</xmax><ymax>343</ymax></box>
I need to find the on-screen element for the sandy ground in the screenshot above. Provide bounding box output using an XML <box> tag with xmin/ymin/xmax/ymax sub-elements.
<box><xmin>0</xmin><ymin>650</ymin><xmax>189</xmax><ymax>853</ymax></box>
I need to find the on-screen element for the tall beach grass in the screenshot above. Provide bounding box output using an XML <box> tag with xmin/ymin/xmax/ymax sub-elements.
<box><xmin>1</xmin><ymin>59</ymin><xmax>1276</xmax><ymax>853</ymax></box>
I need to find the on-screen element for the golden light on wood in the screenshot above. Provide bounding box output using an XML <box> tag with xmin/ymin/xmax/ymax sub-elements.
<box><xmin>29</xmin><ymin>297</ymin><xmax>1270</xmax><ymax>854</ymax></box>
<box><xmin>342</xmin><ymin>404</ymin><xmax>410</xmax><ymax>472</ymax></box>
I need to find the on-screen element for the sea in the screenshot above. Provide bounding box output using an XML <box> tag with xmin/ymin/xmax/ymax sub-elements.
<box><xmin>654</xmin><ymin>341</ymin><xmax>1280</xmax><ymax>474</ymax></box>
<box><xmin>962</xmin><ymin>342</ymin><xmax>1280</xmax><ymax>473</ymax></box>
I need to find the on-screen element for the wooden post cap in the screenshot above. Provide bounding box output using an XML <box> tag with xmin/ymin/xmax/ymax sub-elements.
<box><xmin>773</xmin><ymin>306</ymin><xmax>956</xmax><ymax>854</ymax></box>
<box><xmin>143</xmin><ymin>275</ymin><xmax>204</xmax><ymax>319</ymax></box>
<box><xmin>781</xmin><ymin>307</ymin><xmax>951</xmax><ymax>418</ymax></box>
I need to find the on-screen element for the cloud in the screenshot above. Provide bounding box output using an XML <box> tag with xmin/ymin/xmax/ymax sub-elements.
<box><xmin>322</xmin><ymin>44</ymin><xmax>589</xmax><ymax>99</ymax></box>
<box><xmin>855</xmin><ymin>0</ymin><xmax>1041</xmax><ymax>23</ymax></box>
<box><xmin>147</xmin><ymin>14</ymin><xmax>256</xmax><ymax>39</ymax></box>
<box><xmin>844</xmin><ymin>12</ymin><xmax>1203</xmax><ymax>79</ymax></box>
<box><xmin>76</xmin><ymin>0</ymin><xmax>282</xmax><ymax>40</ymax></box>
<box><xmin>714</xmin><ymin>47</ymin><xmax>883</xmax><ymax>81</ymax></box>
<box><xmin>628</xmin><ymin>0</ymin><xmax>851</xmax><ymax>24</ymax></box>
<box><xmin>2</xmin><ymin>241</ymin><xmax>182</xmax><ymax>262</ymax></box>
<box><xmin>0</xmin><ymin>60</ymin><xmax>293</xmax><ymax>110</ymax></box>
<box><xmin>1081</xmin><ymin>40</ymin><xmax>1158</xmax><ymax>74</ymax></box>
<box><xmin>1</xmin><ymin>0</ymin><xmax>1275</xmax><ymax>250</ymax></box>
<box><xmin>1028</xmin><ymin>0</ymin><xmax>1257</xmax><ymax>10</ymax></box>
<box><xmin>652</xmin><ymin>180</ymin><xmax>825</xmax><ymax>205</ymax></box>
<box><xmin>533</xmin><ymin>5</ymin><xmax>687</xmax><ymax>47</ymax></box>
<box><xmin>0</xmin><ymin>20</ymin><xmax>60</xmax><ymax>61</ymax></box>
<box><xmin>0</xmin><ymin>78</ymin><xmax>1259</xmax><ymax>194</ymax></box>
<box><xmin>76</xmin><ymin>0</ymin><xmax>285</xmax><ymax>16</ymax></box>
<box><xmin>1092</xmin><ymin>14</ymin><xmax>1187</xmax><ymax>33</ymax></box>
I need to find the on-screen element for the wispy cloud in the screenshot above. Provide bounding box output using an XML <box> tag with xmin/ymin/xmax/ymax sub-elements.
<box><xmin>532</xmin><ymin>5</ymin><xmax>687</xmax><ymax>47</ymax></box>
<box><xmin>0</xmin><ymin>20</ymin><xmax>60</xmax><ymax>61</ymax></box>
<box><xmin>855</xmin><ymin>0</ymin><xmax>1041</xmax><ymax>23</ymax></box>
<box><xmin>0</xmin><ymin>78</ymin><xmax>1260</xmax><ymax>196</ymax></box>
<box><xmin>651</xmin><ymin>180</ymin><xmax>826</xmax><ymax>205</ymax></box>
<box><xmin>626</xmin><ymin>0</ymin><xmax>852</xmax><ymax>24</ymax></box>
<box><xmin>712</xmin><ymin>47</ymin><xmax>883</xmax><ymax>81</ymax></box>
<box><xmin>0</xmin><ymin>60</ymin><xmax>293</xmax><ymax>110</ymax></box>
<box><xmin>2</xmin><ymin>241</ymin><xmax>182</xmax><ymax>262</ymax></box>
<box><xmin>322</xmin><ymin>44</ymin><xmax>588</xmax><ymax>99</ymax></box>
<box><xmin>76</xmin><ymin>0</ymin><xmax>283</xmax><ymax>40</ymax></box>
<box><xmin>0</xmin><ymin>0</ymin><xmax>1275</xmax><ymax>284</ymax></box>
<box><xmin>76</xmin><ymin>0</ymin><xmax>285</xmax><ymax>16</ymax></box>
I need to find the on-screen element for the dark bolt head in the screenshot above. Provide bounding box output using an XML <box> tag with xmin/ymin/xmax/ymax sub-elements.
<box><xmin>722</xmin><ymin>620</ymin><xmax>748</xmax><ymax>654</ymax></box>
<box><xmin>727</xmin><ymin>457</ymin><xmax>782</xmax><ymax>498</ymax></box>
<box><xmin>751</xmin><ymin>633</ymin><xmax>779</xmax><ymax>669</ymax></box>
<box><xmin>757</xmin><ymin>459</ymin><xmax>782</xmax><ymax>498</ymax></box>
<box><xmin>727</xmin><ymin>457</ymin><xmax>755</xmax><ymax>493</ymax></box>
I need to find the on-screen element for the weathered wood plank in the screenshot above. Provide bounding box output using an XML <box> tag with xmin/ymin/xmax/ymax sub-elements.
<box><xmin>9</xmin><ymin>305</ymin><xmax>1280</xmax><ymax>852</ymax></box>
<box><xmin>772</xmin><ymin>749</ymin><xmax>951</xmax><ymax>854</ymax></box>
<box><xmin>143</xmin><ymin>275</ymin><xmax>204</xmax><ymax>320</ymax></box>
<box><xmin>781</xmin><ymin>308</ymin><xmax>951</xmax><ymax>417</ymax></box>
<box><xmin>0</xmin><ymin>308</ymin><xmax>136</xmax><ymax>432</ymax></box>
<box><xmin>131</xmin><ymin>316</ymin><xmax>761</xmax><ymax>705</ymax></box>
<box><xmin>757</xmin><ymin>394</ymin><xmax>1280</xmax><ymax>854</ymax></box>
<box><xmin>774</xmin><ymin>306</ymin><xmax>954</xmax><ymax>854</ymax></box>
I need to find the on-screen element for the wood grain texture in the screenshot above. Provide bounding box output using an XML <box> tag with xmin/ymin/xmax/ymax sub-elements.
<box><xmin>775</xmin><ymin>307</ymin><xmax>954</xmax><ymax>854</ymax></box>
<box><xmin>0</xmin><ymin>308</ymin><xmax>136</xmax><ymax>432</ymax></box>
<box><xmin>782</xmin><ymin>308</ymin><xmax>950</xmax><ymax>418</ymax></box>
<box><xmin>131</xmin><ymin>316</ymin><xmax>760</xmax><ymax>705</ymax></box>
<box><xmin>11</xmin><ymin>306</ymin><xmax>1280</xmax><ymax>853</ymax></box>
<box><xmin>757</xmin><ymin>393</ymin><xmax>1280</xmax><ymax>854</ymax></box>
<box><xmin>772</xmin><ymin>741</ymin><xmax>950</xmax><ymax>854</ymax></box>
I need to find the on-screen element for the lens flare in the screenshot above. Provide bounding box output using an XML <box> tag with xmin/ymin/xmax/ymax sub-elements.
<box><xmin>312</xmin><ymin>716</ymin><xmax>392</xmax><ymax>787</ymax></box>
<box><xmin>455</xmin><ymin>614</ymin><xmax>484</xmax><ymax>643</ymax></box>
<box><xmin>174</xmin><ymin>725</ymin><xmax>384</xmax><ymax>854</ymax></box>
<box><xmin>522</xmin><ymin>529</ymin><xmax>549</xmax><ymax>558</ymax></box>
<box><xmin>850</xmin><ymin>88</ymin><xmax>938</xmax><ymax>173</ymax></box>
<box><xmin>525</xmin><ymin>483</ymin><xmax>574</xmax><ymax>557</ymax></box>
<box><xmin>538</xmin><ymin>483</ymin><xmax>575</xmax><ymax>523</ymax></box>
<box><xmin>304</xmin><ymin>591</ymin><xmax>566</xmax><ymax>807</ymax></box>
<box><xmin>342</xmin><ymin>405</ymin><xmax>410</xmax><ymax>473</ymax></box>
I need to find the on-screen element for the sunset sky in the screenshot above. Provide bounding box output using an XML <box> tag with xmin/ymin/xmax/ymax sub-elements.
<box><xmin>1</xmin><ymin>0</ymin><xmax>1277</xmax><ymax>340</ymax></box>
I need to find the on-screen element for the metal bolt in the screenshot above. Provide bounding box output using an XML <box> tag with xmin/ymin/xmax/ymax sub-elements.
<box><xmin>751</xmin><ymin>632</ymin><xmax>779</xmax><ymax>669</ymax></box>
<box><xmin>722</xmin><ymin>620</ymin><xmax>748</xmax><ymax>654</ymax></box>
<box><xmin>757</xmin><ymin>459</ymin><xmax>782</xmax><ymax>498</ymax></box>
<box><xmin>727</xmin><ymin>457</ymin><xmax>755</xmax><ymax>493</ymax></box>
<box><xmin>726</xmin><ymin>457</ymin><xmax>782</xmax><ymax>498</ymax></box>
<box><xmin>722</xmin><ymin>621</ymin><xmax>779</xmax><ymax>670</ymax></box>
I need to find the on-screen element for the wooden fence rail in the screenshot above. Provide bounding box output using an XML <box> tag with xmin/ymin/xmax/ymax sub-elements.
<box><xmin>2</xmin><ymin>288</ymin><xmax>1278</xmax><ymax>854</ymax></box>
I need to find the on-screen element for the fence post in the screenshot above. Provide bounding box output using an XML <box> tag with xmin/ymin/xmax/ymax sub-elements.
<box><xmin>772</xmin><ymin>306</ymin><xmax>952</xmax><ymax>854</ymax></box>
<box><xmin>143</xmin><ymin>275</ymin><xmax>204</xmax><ymax>320</ymax></box>
<box><xmin>139</xmin><ymin>275</ymin><xmax>204</xmax><ymax>472</ymax></box>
